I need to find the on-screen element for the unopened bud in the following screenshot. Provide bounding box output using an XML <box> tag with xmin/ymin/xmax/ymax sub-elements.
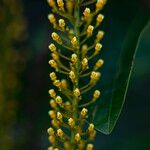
<box><xmin>71</xmin><ymin>36</ymin><xmax>78</xmax><ymax>46</ymax></box>
<box><xmin>58</xmin><ymin>19</ymin><xmax>65</xmax><ymax>28</ymax></box>
<box><xmin>49</xmin><ymin>43</ymin><xmax>56</xmax><ymax>52</ymax></box>
<box><xmin>48</xmin><ymin>135</ymin><xmax>55</xmax><ymax>144</ymax></box>
<box><xmin>93</xmin><ymin>90</ymin><xmax>101</xmax><ymax>99</ymax></box>
<box><xmin>55</xmin><ymin>96</ymin><xmax>63</xmax><ymax>105</ymax></box>
<box><xmin>87</xmin><ymin>25</ymin><xmax>94</xmax><ymax>36</ymax></box>
<box><xmin>95</xmin><ymin>59</ymin><xmax>104</xmax><ymax>70</ymax></box>
<box><xmin>86</xmin><ymin>144</ymin><xmax>94</xmax><ymax>150</ymax></box>
<box><xmin>95</xmin><ymin>43</ymin><xmax>102</xmax><ymax>52</ymax></box>
<box><xmin>57</xmin><ymin>128</ymin><xmax>64</xmax><ymax>138</ymax></box>
<box><xmin>83</xmin><ymin>8</ymin><xmax>91</xmax><ymax>18</ymax></box>
<box><xmin>57</xmin><ymin>112</ymin><xmax>63</xmax><ymax>120</ymax></box>
<box><xmin>82</xmin><ymin>58</ymin><xmax>88</xmax><ymax>69</ymax></box>
<box><xmin>49</xmin><ymin>89</ymin><xmax>56</xmax><ymax>98</ymax></box>
<box><xmin>96</xmin><ymin>14</ymin><xmax>104</xmax><ymax>25</ymax></box>
<box><xmin>68</xmin><ymin>118</ymin><xmax>75</xmax><ymax>128</ymax></box>
<box><xmin>49</xmin><ymin>59</ymin><xmax>57</xmax><ymax>68</ymax></box>
<box><xmin>47</xmin><ymin>127</ymin><xmax>55</xmax><ymax>135</ymax></box>
<box><xmin>96</xmin><ymin>31</ymin><xmax>104</xmax><ymax>41</ymax></box>
<box><xmin>48</xmin><ymin>110</ymin><xmax>56</xmax><ymax>119</ymax></box>
<box><xmin>75</xmin><ymin>133</ymin><xmax>81</xmax><ymax>142</ymax></box>
<box><xmin>51</xmin><ymin>32</ymin><xmax>61</xmax><ymax>43</ymax></box>
<box><xmin>71</xmin><ymin>54</ymin><xmax>78</xmax><ymax>64</ymax></box>
<box><xmin>81</xmin><ymin>108</ymin><xmax>88</xmax><ymax>118</ymax></box>
<box><xmin>73</xmin><ymin>88</ymin><xmax>80</xmax><ymax>97</ymax></box>
<box><xmin>90</xmin><ymin>71</ymin><xmax>101</xmax><ymax>81</ymax></box>
<box><xmin>88</xmin><ymin>124</ymin><xmax>95</xmax><ymax>132</ymax></box>
<box><xmin>69</xmin><ymin>71</ymin><xmax>75</xmax><ymax>82</ymax></box>
<box><xmin>50</xmin><ymin>72</ymin><xmax>57</xmax><ymax>81</ymax></box>
<box><xmin>50</xmin><ymin>99</ymin><xmax>57</xmax><ymax>108</ymax></box>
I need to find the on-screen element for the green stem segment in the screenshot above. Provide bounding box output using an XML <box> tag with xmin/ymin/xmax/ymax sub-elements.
<box><xmin>71</xmin><ymin>0</ymin><xmax>80</xmax><ymax>149</ymax></box>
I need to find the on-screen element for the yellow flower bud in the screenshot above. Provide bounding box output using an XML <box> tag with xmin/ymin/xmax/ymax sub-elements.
<box><xmin>87</xmin><ymin>25</ymin><xmax>94</xmax><ymax>36</ymax></box>
<box><xmin>93</xmin><ymin>90</ymin><xmax>101</xmax><ymax>99</ymax></box>
<box><xmin>95</xmin><ymin>43</ymin><xmax>102</xmax><ymax>52</ymax></box>
<box><xmin>65</xmin><ymin>101</ymin><xmax>71</xmax><ymax>110</ymax></box>
<box><xmin>49</xmin><ymin>43</ymin><xmax>57</xmax><ymax>52</ymax></box>
<box><xmin>50</xmin><ymin>72</ymin><xmax>57</xmax><ymax>81</ymax></box>
<box><xmin>71</xmin><ymin>36</ymin><xmax>78</xmax><ymax>46</ymax></box>
<box><xmin>54</xmin><ymin>148</ymin><xmax>59</xmax><ymax>150</ymax></box>
<box><xmin>47</xmin><ymin>127</ymin><xmax>55</xmax><ymax>135</ymax></box>
<box><xmin>55</xmin><ymin>96</ymin><xmax>63</xmax><ymax>105</ymax></box>
<box><xmin>49</xmin><ymin>59</ymin><xmax>57</xmax><ymax>68</ymax></box>
<box><xmin>96</xmin><ymin>0</ymin><xmax>107</xmax><ymax>10</ymax></box>
<box><xmin>95</xmin><ymin>59</ymin><xmax>104</xmax><ymax>70</ymax></box>
<box><xmin>57</xmin><ymin>112</ymin><xmax>63</xmax><ymax>120</ymax></box>
<box><xmin>64</xmin><ymin>142</ymin><xmax>71</xmax><ymax>150</ymax></box>
<box><xmin>81</xmin><ymin>108</ymin><xmax>88</xmax><ymax>118</ymax></box>
<box><xmin>49</xmin><ymin>89</ymin><xmax>56</xmax><ymax>98</ymax></box>
<box><xmin>75</xmin><ymin>133</ymin><xmax>81</xmax><ymax>142</ymax></box>
<box><xmin>82</xmin><ymin>58</ymin><xmax>88</xmax><ymax>69</ymax></box>
<box><xmin>96</xmin><ymin>14</ymin><xmax>104</xmax><ymax>25</ymax></box>
<box><xmin>96</xmin><ymin>31</ymin><xmax>104</xmax><ymax>41</ymax></box>
<box><xmin>48</xmin><ymin>110</ymin><xmax>56</xmax><ymax>119</ymax></box>
<box><xmin>88</xmin><ymin>124</ymin><xmax>95</xmax><ymax>132</ymax></box>
<box><xmin>47</xmin><ymin>0</ymin><xmax>55</xmax><ymax>7</ymax></box>
<box><xmin>78</xmin><ymin>141</ymin><xmax>85</xmax><ymax>150</ymax></box>
<box><xmin>81</xmin><ymin>45</ymin><xmax>88</xmax><ymax>57</ymax></box>
<box><xmin>48</xmin><ymin>135</ymin><xmax>55</xmax><ymax>144</ymax></box>
<box><xmin>69</xmin><ymin>71</ymin><xmax>76</xmax><ymax>82</ymax></box>
<box><xmin>90</xmin><ymin>71</ymin><xmax>101</xmax><ymax>81</ymax></box>
<box><xmin>53</xmin><ymin>80</ymin><xmax>61</xmax><ymax>88</ymax></box>
<box><xmin>57</xmin><ymin>128</ymin><xmax>64</xmax><ymax>138</ymax></box>
<box><xmin>68</xmin><ymin>118</ymin><xmax>75</xmax><ymax>128</ymax></box>
<box><xmin>83</xmin><ymin>8</ymin><xmax>91</xmax><ymax>18</ymax></box>
<box><xmin>58</xmin><ymin>19</ymin><xmax>65</xmax><ymax>29</ymax></box>
<box><xmin>86</xmin><ymin>144</ymin><xmax>94</xmax><ymax>150</ymax></box>
<box><xmin>48</xmin><ymin>146</ymin><xmax>54</xmax><ymax>150</ymax></box>
<box><xmin>48</xmin><ymin>14</ymin><xmax>56</xmax><ymax>24</ymax></box>
<box><xmin>89</xmin><ymin>130</ymin><xmax>96</xmax><ymax>140</ymax></box>
<box><xmin>73</xmin><ymin>88</ymin><xmax>80</xmax><ymax>97</ymax></box>
<box><xmin>51</xmin><ymin>32</ymin><xmax>61</xmax><ymax>43</ymax></box>
<box><xmin>71</xmin><ymin>54</ymin><xmax>78</xmax><ymax>64</ymax></box>
<box><xmin>51</xmin><ymin>53</ymin><xmax>59</xmax><ymax>61</ymax></box>
<box><xmin>51</xmin><ymin>119</ymin><xmax>60</xmax><ymax>128</ymax></box>
<box><xmin>50</xmin><ymin>99</ymin><xmax>57</xmax><ymax>108</ymax></box>
<box><xmin>61</xmin><ymin>79</ymin><xmax>67</xmax><ymax>89</ymax></box>
<box><xmin>57</xmin><ymin>0</ymin><xmax>64</xmax><ymax>10</ymax></box>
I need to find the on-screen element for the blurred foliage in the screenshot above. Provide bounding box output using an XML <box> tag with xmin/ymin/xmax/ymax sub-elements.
<box><xmin>0</xmin><ymin>0</ymin><xmax>27</xmax><ymax>149</ymax></box>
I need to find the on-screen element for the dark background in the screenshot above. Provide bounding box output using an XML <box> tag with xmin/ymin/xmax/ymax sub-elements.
<box><xmin>0</xmin><ymin>0</ymin><xmax>150</xmax><ymax>150</ymax></box>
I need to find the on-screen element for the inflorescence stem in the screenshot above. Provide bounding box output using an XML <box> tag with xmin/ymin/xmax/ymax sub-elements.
<box><xmin>47</xmin><ymin>0</ymin><xmax>107</xmax><ymax>149</ymax></box>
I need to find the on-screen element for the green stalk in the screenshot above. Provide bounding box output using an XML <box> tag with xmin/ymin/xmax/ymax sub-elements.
<box><xmin>71</xmin><ymin>0</ymin><xmax>80</xmax><ymax>149</ymax></box>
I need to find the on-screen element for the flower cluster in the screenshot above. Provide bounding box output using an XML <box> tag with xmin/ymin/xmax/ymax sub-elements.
<box><xmin>47</xmin><ymin>0</ymin><xmax>107</xmax><ymax>149</ymax></box>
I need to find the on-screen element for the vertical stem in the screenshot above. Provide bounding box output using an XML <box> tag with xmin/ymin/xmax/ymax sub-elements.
<box><xmin>71</xmin><ymin>0</ymin><xmax>80</xmax><ymax>149</ymax></box>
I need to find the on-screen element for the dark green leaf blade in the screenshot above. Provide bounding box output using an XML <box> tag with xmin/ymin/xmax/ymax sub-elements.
<box><xmin>94</xmin><ymin>11</ymin><xmax>149</xmax><ymax>134</ymax></box>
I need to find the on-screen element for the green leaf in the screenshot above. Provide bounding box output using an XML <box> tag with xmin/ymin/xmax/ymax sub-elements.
<box><xmin>92</xmin><ymin>10</ymin><xmax>149</xmax><ymax>134</ymax></box>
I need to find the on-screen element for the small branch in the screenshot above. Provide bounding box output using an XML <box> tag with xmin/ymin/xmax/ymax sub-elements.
<box><xmin>80</xmin><ymin>82</ymin><xmax>91</xmax><ymax>91</ymax></box>
<box><xmin>57</xmin><ymin>61</ymin><xmax>70</xmax><ymax>72</ymax></box>
<box><xmin>78</xmin><ymin>100</ymin><xmax>95</xmax><ymax>108</ymax></box>
<box><xmin>58</xmin><ymin>52</ymin><xmax>71</xmax><ymax>61</ymax></box>
<box><xmin>80</xmin><ymin>71</ymin><xmax>91</xmax><ymax>78</ymax></box>
<box><xmin>58</xmin><ymin>69</ymin><xmax>69</xmax><ymax>75</ymax></box>
<box><xmin>80</xmin><ymin>0</ymin><xmax>97</xmax><ymax>7</ymax></box>
<box><xmin>52</xmin><ymin>8</ymin><xmax>74</xmax><ymax>24</ymax></box>
<box><xmin>81</xmin><ymin>84</ymin><xmax>95</xmax><ymax>94</ymax></box>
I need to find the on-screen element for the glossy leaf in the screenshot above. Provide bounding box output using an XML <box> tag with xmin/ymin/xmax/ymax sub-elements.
<box><xmin>91</xmin><ymin>8</ymin><xmax>149</xmax><ymax>134</ymax></box>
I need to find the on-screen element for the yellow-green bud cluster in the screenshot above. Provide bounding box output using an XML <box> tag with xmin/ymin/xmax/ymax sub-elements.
<box><xmin>47</xmin><ymin>0</ymin><xmax>107</xmax><ymax>149</ymax></box>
